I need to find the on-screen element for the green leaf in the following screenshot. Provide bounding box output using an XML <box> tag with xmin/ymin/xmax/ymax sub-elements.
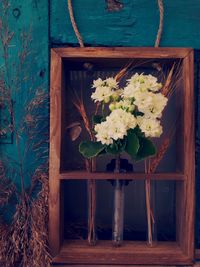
<box><xmin>92</xmin><ymin>115</ymin><xmax>104</xmax><ymax>124</ymax></box>
<box><xmin>135</xmin><ymin>137</ymin><xmax>156</xmax><ymax>161</ymax></box>
<box><xmin>79</xmin><ymin>141</ymin><xmax>106</xmax><ymax>158</ymax></box>
<box><xmin>132</xmin><ymin>126</ymin><xmax>144</xmax><ymax>138</ymax></box>
<box><xmin>125</xmin><ymin>130</ymin><xmax>140</xmax><ymax>158</ymax></box>
<box><xmin>106</xmin><ymin>139</ymin><xmax>127</xmax><ymax>155</ymax></box>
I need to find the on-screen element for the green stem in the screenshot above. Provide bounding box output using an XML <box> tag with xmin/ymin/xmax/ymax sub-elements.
<box><xmin>101</xmin><ymin>103</ymin><xmax>105</xmax><ymax>118</ymax></box>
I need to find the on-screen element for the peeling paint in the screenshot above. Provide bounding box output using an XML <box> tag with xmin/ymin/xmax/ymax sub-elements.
<box><xmin>106</xmin><ymin>0</ymin><xmax>123</xmax><ymax>12</ymax></box>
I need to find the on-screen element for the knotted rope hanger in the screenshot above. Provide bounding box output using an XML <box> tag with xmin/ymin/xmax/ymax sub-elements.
<box><xmin>67</xmin><ymin>0</ymin><xmax>164</xmax><ymax>48</ymax></box>
<box><xmin>67</xmin><ymin>0</ymin><xmax>84</xmax><ymax>47</ymax></box>
<box><xmin>155</xmin><ymin>0</ymin><xmax>164</xmax><ymax>47</ymax></box>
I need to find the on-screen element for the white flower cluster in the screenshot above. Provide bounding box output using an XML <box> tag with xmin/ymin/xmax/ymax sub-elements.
<box><xmin>92</xmin><ymin>73</ymin><xmax>168</xmax><ymax>143</ymax></box>
<box><xmin>123</xmin><ymin>73</ymin><xmax>162</xmax><ymax>98</ymax></box>
<box><xmin>94</xmin><ymin>109</ymin><xmax>137</xmax><ymax>145</ymax></box>
<box><xmin>91</xmin><ymin>77</ymin><xmax>121</xmax><ymax>103</ymax></box>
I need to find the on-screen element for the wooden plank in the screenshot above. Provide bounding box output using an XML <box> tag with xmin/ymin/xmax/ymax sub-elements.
<box><xmin>181</xmin><ymin>50</ymin><xmax>195</xmax><ymax>259</ymax></box>
<box><xmin>59</xmin><ymin>171</ymin><xmax>185</xmax><ymax>180</ymax></box>
<box><xmin>49</xmin><ymin>48</ymin><xmax>62</xmax><ymax>256</ymax></box>
<box><xmin>51</xmin><ymin>265</ymin><xmax>180</xmax><ymax>267</ymax></box>
<box><xmin>54</xmin><ymin>47</ymin><xmax>192</xmax><ymax>59</ymax></box>
<box><xmin>52</xmin><ymin>240</ymin><xmax>193</xmax><ymax>265</ymax></box>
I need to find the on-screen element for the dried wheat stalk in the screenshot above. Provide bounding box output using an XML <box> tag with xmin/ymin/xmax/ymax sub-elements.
<box><xmin>72</xmin><ymin>92</ymin><xmax>97</xmax><ymax>244</ymax></box>
<box><xmin>145</xmin><ymin>62</ymin><xmax>182</xmax><ymax>246</ymax></box>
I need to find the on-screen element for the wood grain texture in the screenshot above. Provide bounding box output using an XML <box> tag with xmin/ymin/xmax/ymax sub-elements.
<box><xmin>49</xmin><ymin>47</ymin><xmax>195</xmax><ymax>264</ymax></box>
<box><xmin>55</xmin><ymin>47</ymin><xmax>192</xmax><ymax>59</ymax></box>
<box><xmin>52</xmin><ymin>240</ymin><xmax>193</xmax><ymax>265</ymax></box>
<box><xmin>49</xmin><ymin>49</ymin><xmax>62</xmax><ymax>256</ymax></box>
<box><xmin>51</xmin><ymin>264</ymin><xmax>181</xmax><ymax>267</ymax></box>
<box><xmin>182</xmin><ymin>50</ymin><xmax>195</xmax><ymax>258</ymax></box>
<box><xmin>176</xmin><ymin>50</ymin><xmax>195</xmax><ymax>261</ymax></box>
<box><xmin>59</xmin><ymin>171</ymin><xmax>185</xmax><ymax>180</ymax></box>
<box><xmin>50</xmin><ymin>0</ymin><xmax>200</xmax><ymax>48</ymax></box>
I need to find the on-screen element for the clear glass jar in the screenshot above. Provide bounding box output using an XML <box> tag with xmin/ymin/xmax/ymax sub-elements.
<box><xmin>146</xmin><ymin>179</ymin><xmax>157</xmax><ymax>247</ymax></box>
<box><xmin>87</xmin><ymin>179</ymin><xmax>97</xmax><ymax>245</ymax></box>
<box><xmin>112</xmin><ymin>179</ymin><xmax>125</xmax><ymax>247</ymax></box>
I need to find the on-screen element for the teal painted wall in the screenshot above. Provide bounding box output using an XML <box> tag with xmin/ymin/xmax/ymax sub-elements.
<box><xmin>1</xmin><ymin>0</ymin><xmax>200</xmax><ymax>247</ymax></box>
<box><xmin>51</xmin><ymin>0</ymin><xmax>200</xmax><ymax>48</ymax></box>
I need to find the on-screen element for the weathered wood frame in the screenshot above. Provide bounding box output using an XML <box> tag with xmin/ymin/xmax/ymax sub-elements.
<box><xmin>49</xmin><ymin>47</ymin><xmax>195</xmax><ymax>265</ymax></box>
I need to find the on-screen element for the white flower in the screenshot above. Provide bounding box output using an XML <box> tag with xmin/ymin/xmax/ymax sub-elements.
<box><xmin>95</xmin><ymin>121</ymin><xmax>113</xmax><ymax>145</ymax></box>
<box><xmin>137</xmin><ymin>116</ymin><xmax>163</xmax><ymax>137</ymax></box>
<box><xmin>94</xmin><ymin>109</ymin><xmax>137</xmax><ymax>145</ymax></box>
<box><xmin>92</xmin><ymin>78</ymin><xmax>104</xmax><ymax>88</ymax></box>
<box><xmin>107</xmin><ymin>109</ymin><xmax>137</xmax><ymax>129</ymax></box>
<box><xmin>123</xmin><ymin>82</ymin><xmax>144</xmax><ymax>98</ymax></box>
<box><xmin>127</xmin><ymin>73</ymin><xmax>145</xmax><ymax>84</ymax></box>
<box><xmin>142</xmin><ymin>93</ymin><xmax>168</xmax><ymax>118</ymax></box>
<box><xmin>145</xmin><ymin>74</ymin><xmax>162</xmax><ymax>92</ymax></box>
<box><xmin>133</xmin><ymin>91</ymin><xmax>154</xmax><ymax>112</ymax></box>
<box><xmin>91</xmin><ymin>77</ymin><xmax>119</xmax><ymax>103</ymax></box>
<box><xmin>91</xmin><ymin>86</ymin><xmax>113</xmax><ymax>103</ymax></box>
<box><xmin>105</xmin><ymin>77</ymin><xmax>118</xmax><ymax>89</ymax></box>
<box><xmin>123</xmin><ymin>73</ymin><xmax>162</xmax><ymax>99</ymax></box>
<box><xmin>129</xmin><ymin>73</ymin><xmax>162</xmax><ymax>92</ymax></box>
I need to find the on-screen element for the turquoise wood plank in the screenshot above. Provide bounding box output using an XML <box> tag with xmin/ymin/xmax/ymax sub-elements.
<box><xmin>0</xmin><ymin>0</ymin><xmax>49</xmax><ymax>193</ymax></box>
<box><xmin>50</xmin><ymin>0</ymin><xmax>200</xmax><ymax>48</ymax></box>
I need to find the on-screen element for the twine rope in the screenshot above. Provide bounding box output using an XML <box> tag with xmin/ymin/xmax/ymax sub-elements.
<box><xmin>68</xmin><ymin>0</ymin><xmax>164</xmax><ymax>48</ymax></box>
<box><xmin>155</xmin><ymin>0</ymin><xmax>164</xmax><ymax>47</ymax></box>
<box><xmin>67</xmin><ymin>0</ymin><xmax>84</xmax><ymax>47</ymax></box>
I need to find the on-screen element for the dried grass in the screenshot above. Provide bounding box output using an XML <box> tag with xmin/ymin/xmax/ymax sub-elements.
<box><xmin>0</xmin><ymin>2</ymin><xmax>51</xmax><ymax>266</ymax></box>
<box><xmin>161</xmin><ymin>61</ymin><xmax>183</xmax><ymax>98</ymax></box>
<box><xmin>0</xmin><ymin>168</ymin><xmax>51</xmax><ymax>267</ymax></box>
<box><xmin>0</xmin><ymin>161</ymin><xmax>15</xmax><ymax>206</ymax></box>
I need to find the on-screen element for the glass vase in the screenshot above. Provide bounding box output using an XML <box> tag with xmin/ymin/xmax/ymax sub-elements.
<box><xmin>87</xmin><ymin>158</ymin><xmax>97</xmax><ymax>245</ymax></box>
<box><xmin>112</xmin><ymin>179</ymin><xmax>125</xmax><ymax>247</ymax></box>
<box><xmin>87</xmin><ymin>179</ymin><xmax>97</xmax><ymax>245</ymax></box>
<box><xmin>107</xmin><ymin>156</ymin><xmax>132</xmax><ymax>247</ymax></box>
<box><xmin>112</xmin><ymin>155</ymin><xmax>124</xmax><ymax>246</ymax></box>
<box><xmin>145</xmin><ymin>179</ymin><xmax>157</xmax><ymax>247</ymax></box>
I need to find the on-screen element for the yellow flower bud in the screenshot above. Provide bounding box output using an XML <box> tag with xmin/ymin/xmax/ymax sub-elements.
<box><xmin>109</xmin><ymin>103</ymin><xmax>115</xmax><ymax>111</ymax></box>
<box><xmin>104</xmin><ymin>97</ymin><xmax>110</xmax><ymax>103</ymax></box>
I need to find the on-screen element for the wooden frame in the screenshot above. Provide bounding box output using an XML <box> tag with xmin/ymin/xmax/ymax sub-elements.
<box><xmin>49</xmin><ymin>47</ymin><xmax>195</xmax><ymax>265</ymax></box>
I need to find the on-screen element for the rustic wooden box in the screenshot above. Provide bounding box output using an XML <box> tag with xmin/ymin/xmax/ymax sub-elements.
<box><xmin>49</xmin><ymin>47</ymin><xmax>195</xmax><ymax>265</ymax></box>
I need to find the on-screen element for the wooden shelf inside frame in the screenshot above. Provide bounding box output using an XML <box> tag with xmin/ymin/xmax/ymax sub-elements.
<box><xmin>53</xmin><ymin>240</ymin><xmax>193</xmax><ymax>265</ymax></box>
<box><xmin>59</xmin><ymin>171</ymin><xmax>185</xmax><ymax>181</ymax></box>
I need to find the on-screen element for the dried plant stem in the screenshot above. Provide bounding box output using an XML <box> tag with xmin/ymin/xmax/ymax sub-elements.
<box><xmin>161</xmin><ymin>61</ymin><xmax>182</xmax><ymax>98</ymax></box>
<box><xmin>150</xmin><ymin>138</ymin><xmax>170</xmax><ymax>173</ymax></box>
<box><xmin>72</xmin><ymin>96</ymin><xmax>94</xmax><ymax>141</ymax></box>
<box><xmin>115</xmin><ymin>61</ymin><xmax>132</xmax><ymax>82</ymax></box>
<box><xmin>73</xmin><ymin>94</ymin><xmax>97</xmax><ymax>244</ymax></box>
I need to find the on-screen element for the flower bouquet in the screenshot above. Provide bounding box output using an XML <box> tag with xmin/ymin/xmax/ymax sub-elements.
<box><xmin>79</xmin><ymin>72</ymin><xmax>168</xmax><ymax>246</ymax></box>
